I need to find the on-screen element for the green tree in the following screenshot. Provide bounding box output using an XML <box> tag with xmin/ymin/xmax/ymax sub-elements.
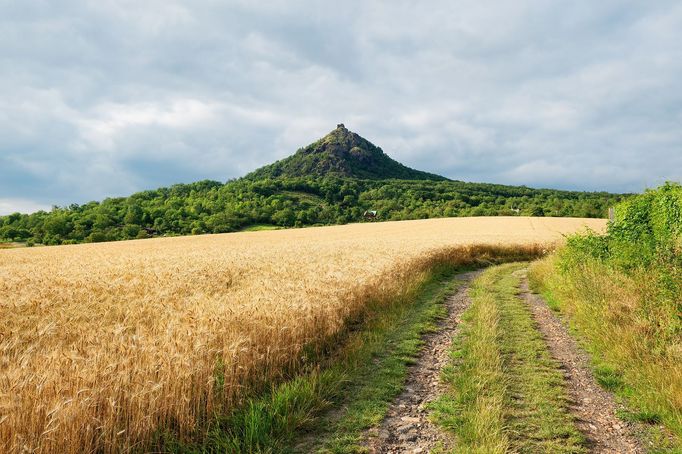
<box><xmin>124</xmin><ymin>205</ymin><xmax>143</xmax><ymax>225</ymax></box>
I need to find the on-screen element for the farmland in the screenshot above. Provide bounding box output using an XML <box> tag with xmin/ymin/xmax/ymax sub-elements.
<box><xmin>0</xmin><ymin>216</ymin><xmax>602</xmax><ymax>453</ymax></box>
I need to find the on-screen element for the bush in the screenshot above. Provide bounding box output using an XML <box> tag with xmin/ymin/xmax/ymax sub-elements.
<box><xmin>87</xmin><ymin>231</ymin><xmax>108</xmax><ymax>243</ymax></box>
<box><xmin>531</xmin><ymin>182</ymin><xmax>682</xmax><ymax>444</ymax></box>
<box><xmin>607</xmin><ymin>182</ymin><xmax>682</xmax><ymax>269</ymax></box>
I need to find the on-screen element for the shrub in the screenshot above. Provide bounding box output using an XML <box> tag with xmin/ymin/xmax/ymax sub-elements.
<box><xmin>532</xmin><ymin>182</ymin><xmax>682</xmax><ymax>444</ymax></box>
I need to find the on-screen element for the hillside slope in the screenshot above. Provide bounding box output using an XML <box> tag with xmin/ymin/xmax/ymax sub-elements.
<box><xmin>0</xmin><ymin>126</ymin><xmax>627</xmax><ymax>245</ymax></box>
<box><xmin>245</xmin><ymin>124</ymin><xmax>445</xmax><ymax>181</ymax></box>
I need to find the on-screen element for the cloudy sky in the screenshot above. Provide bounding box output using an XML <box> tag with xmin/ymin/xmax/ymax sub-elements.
<box><xmin>1</xmin><ymin>1</ymin><xmax>681</xmax><ymax>214</ymax></box>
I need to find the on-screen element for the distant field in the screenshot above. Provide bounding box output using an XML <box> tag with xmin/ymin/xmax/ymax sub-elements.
<box><xmin>0</xmin><ymin>216</ymin><xmax>605</xmax><ymax>453</ymax></box>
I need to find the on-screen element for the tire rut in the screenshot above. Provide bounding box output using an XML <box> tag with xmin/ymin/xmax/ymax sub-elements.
<box><xmin>519</xmin><ymin>272</ymin><xmax>644</xmax><ymax>454</ymax></box>
<box><xmin>365</xmin><ymin>270</ymin><xmax>481</xmax><ymax>454</ymax></box>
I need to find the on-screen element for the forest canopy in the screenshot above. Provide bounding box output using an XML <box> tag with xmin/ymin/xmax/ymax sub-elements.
<box><xmin>0</xmin><ymin>176</ymin><xmax>625</xmax><ymax>246</ymax></box>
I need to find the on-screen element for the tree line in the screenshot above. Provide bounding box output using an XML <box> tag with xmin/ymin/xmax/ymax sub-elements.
<box><xmin>0</xmin><ymin>177</ymin><xmax>626</xmax><ymax>245</ymax></box>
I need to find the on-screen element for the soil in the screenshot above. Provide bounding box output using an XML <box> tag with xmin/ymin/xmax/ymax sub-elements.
<box><xmin>519</xmin><ymin>273</ymin><xmax>644</xmax><ymax>454</ymax></box>
<box><xmin>365</xmin><ymin>270</ymin><xmax>481</xmax><ymax>454</ymax></box>
<box><xmin>365</xmin><ymin>268</ymin><xmax>647</xmax><ymax>454</ymax></box>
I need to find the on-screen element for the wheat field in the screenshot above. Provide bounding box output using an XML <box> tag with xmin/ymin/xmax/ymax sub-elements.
<box><xmin>0</xmin><ymin>216</ymin><xmax>604</xmax><ymax>453</ymax></box>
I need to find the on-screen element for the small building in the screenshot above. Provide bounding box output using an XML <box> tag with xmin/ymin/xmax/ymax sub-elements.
<box><xmin>363</xmin><ymin>210</ymin><xmax>378</xmax><ymax>220</ymax></box>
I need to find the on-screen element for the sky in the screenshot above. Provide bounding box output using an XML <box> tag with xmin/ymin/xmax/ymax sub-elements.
<box><xmin>1</xmin><ymin>1</ymin><xmax>681</xmax><ymax>214</ymax></box>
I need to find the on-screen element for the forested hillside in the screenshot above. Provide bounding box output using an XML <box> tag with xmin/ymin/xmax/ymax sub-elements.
<box><xmin>0</xmin><ymin>176</ymin><xmax>624</xmax><ymax>245</ymax></box>
<box><xmin>0</xmin><ymin>126</ymin><xmax>627</xmax><ymax>246</ymax></box>
<box><xmin>245</xmin><ymin>124</ymin><xmax>444</xmax><ymax>181</ymax></box>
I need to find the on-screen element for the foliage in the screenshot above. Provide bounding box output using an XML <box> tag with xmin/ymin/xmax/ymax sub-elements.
<box><xmin>569</xmin><ymin>182</ymin><xmax>682</xmax><ymax>271</ymax></box>
<box><xmin>563</xmin><ymin>183</ymin><xmax>682</xmax><ymax>334</ymax></box>
<box><xmin>0</xmin><ymin>124</ymin><xmax>625</xmax><ymax>246</ymax></box>
<box><xmin>0</xmin><ymin>177</ymin><xmax>624</xmax><ymax>245</ymax></box>
<box><xmin>529</xmin><ymin>182</ymin><xmax>682</xmax><ymax>447</ymax></box>
<box><xmin>244</xmin><ymin>124</ymin><xmax>444</xmax><ymax>181</ymax></box>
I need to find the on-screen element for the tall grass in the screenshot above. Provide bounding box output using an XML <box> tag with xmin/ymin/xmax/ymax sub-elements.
<box><xmin>0</xmin><ymin>217</ymin><xmax>593</xmax><ymax>453</ymax></box>
<box><xmin>529</xmin><ymin>183</ymin><xmax>682</xmax><ymax>445</ymax></box>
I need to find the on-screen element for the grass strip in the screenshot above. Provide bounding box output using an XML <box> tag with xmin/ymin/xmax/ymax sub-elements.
<box><xmin>296</xmin><ymin>266</ymin><xmax>464</xmax><ymax>454</ymax></box>
<box><xmin>431</xmin><ymin>263</ymin><xmax>584</xmax><ymax>453</ymax></box>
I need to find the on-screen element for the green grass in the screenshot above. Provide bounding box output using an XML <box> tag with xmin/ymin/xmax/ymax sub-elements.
<box><xmin>300</xmin><ymin>271</ymin><xmax>464</xmax><ymax>453</ymax></box>
<box><xmin>166</xmin><ymin>264</ymin><xmax>468</xmax><ymax>453</ymax></box>
<box><xmin>241</xmin><ymin>224</ymin><xmax>285</xmax><ymax>231</ymax></box>
<box><xmin>431</xmin><ymin>263</ymin><xmax>585</xmax><ymax>453</ymax></box>
<box><xmin>279</xmin><ymin>190</ymin><xmax>324</xmax><ymax>204</ymax></box>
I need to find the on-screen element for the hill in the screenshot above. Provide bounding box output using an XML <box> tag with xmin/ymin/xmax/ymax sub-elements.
<box><xmin>0</xmin><ymin>125</ymin><xmax>628</xmax><ymax>245</ymax></box>
<box><xmin>245</xmin><ymin>124</ymin><xmax>446</xmax><ymax>181</ymax></box>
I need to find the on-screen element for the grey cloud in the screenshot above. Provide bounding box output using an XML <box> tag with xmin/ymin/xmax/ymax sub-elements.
<box><xmin>1</xmin><ymin>0</ymin><xmax>681</xmax><ymax>214</ymax></box>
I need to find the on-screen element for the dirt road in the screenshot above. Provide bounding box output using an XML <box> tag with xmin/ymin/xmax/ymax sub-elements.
<box><xmin>366</xmin><ymin>271</ymin><xmax>480</xmax><ymax>453</ymax></box>
<box><xmin>366</xmin><ymin>268</ymin><xmax>645</xmax><ymax>454</ymax></box>
<box><xmin>520</xmin><ymin>275</ymin><xmax>643</xmax><ymax>453</ymax></box>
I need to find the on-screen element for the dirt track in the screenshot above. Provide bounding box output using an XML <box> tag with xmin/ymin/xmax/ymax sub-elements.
<box><xmin>366</xmin><ymin>268</ymin><xmax>645</xmax><ymax>454</ymax></box>
<box><xmin>520</xmin><ymin>274</ymin><xmax>643</xmax><ymax>453</ymax></box>
<box><xmin>366</xmin><ymin>271</ymin><xmax>480</xmax><ymax>453</ymax></box>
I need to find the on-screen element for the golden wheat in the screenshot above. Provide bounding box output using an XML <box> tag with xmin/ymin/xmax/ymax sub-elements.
<box><xmin>0</xmin><ymin>216</ymin><xmax>604</xmax><ymax>453</ymax></box>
